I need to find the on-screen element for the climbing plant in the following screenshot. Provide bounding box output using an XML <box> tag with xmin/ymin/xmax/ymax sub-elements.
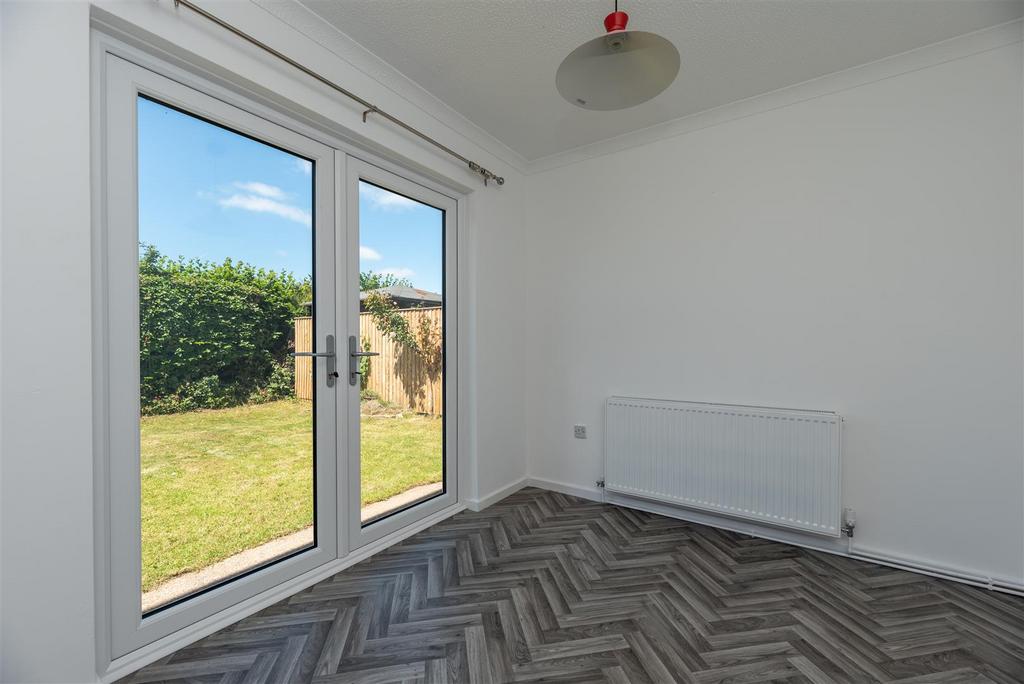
<box><xmin>413</xmin><ymin>315</ymin><xmax>442</xmax><ymax>378</ymax></box>
<box><xmin>363</xmin><ymin>291</ymin><xmax>417</xmax><ymax>349</ymax></box>
<box><xmin>359</xmin><ymin>335</ymin><xmax>373</xmax><ymax>391</ymax></box>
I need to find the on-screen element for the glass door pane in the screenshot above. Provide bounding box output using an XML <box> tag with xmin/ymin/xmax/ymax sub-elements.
<box><xmin>106</xmin><ymin>54</ymin><xmax>337</xmax><ymax>657</ymax></box>
<box><xmin>137</xmin><ymin>96</ymin><xmax>318</xmax><ymax>613</ymax></box>
<box><xmin>356</xmin><ymin>180</ymin><xmax>446</xmax><ymax>524</ymax></box>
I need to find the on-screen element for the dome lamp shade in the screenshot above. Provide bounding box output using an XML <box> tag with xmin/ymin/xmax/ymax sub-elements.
<box><xmin>556</xmin><ymin>3</ymin><xmax>680</xmax><ymax>111</ymax></box>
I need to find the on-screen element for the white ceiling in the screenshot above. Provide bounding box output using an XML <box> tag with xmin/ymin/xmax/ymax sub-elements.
<box><xmin>294</xmin><ymin>0</ymin><xmax>1023</xmax><ymax>161</ymax></box>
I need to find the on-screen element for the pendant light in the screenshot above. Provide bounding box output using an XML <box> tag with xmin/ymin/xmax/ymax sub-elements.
<box><xmin>556</xmin><ymin>1</ymin><xmax>679</xmax><ymax>111</ymax></box>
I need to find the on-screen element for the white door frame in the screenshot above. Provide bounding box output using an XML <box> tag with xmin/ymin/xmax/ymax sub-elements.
<box><xmin>102</xmin><ymin>54</ymin><xmax>340</xmax><ymax>657</ymax></box>
<box><xmin>345</xmin><ymin>158</ymin><xmax>459</xmax><ymax>548</ymax></box>
<box><xmin>95</xmin><ymin>32</ymin><xmax>471</xmax><ymax>673</ymax></box>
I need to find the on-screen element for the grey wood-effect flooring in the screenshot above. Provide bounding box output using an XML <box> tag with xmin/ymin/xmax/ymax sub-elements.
<box><xmin>121</xmin><ymin>487</ymin><xmax>1024</xmax><ymax>683</ymax></box>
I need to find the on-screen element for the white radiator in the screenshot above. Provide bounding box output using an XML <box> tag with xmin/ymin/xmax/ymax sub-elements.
<box><xmin>605</xmin><ymin>397</ymin><xmax>842</xmax><ymax>536</ymax></box>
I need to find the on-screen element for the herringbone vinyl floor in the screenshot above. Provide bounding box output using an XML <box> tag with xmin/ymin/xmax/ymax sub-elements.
<box><xmin>122</xmin><ymin>488</ymin><xmax>1024</xmax><ymax>683</ymax></box>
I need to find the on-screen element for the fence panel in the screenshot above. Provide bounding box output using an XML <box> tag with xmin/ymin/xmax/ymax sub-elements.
<box><xmin>293</xmin><ymin>308</ymin><xmax>443</xmax><ymax>415</ymax></box>
<box><xmin>293</xmin><ymin>316</ymin><xmax>313</xmax><ymax>402</ymax></box>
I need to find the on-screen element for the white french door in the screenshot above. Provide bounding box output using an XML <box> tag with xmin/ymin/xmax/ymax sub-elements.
<box><xmin>104</xmin><ymin>54</ymin><xmax>340</xmax><ymax>655</ymax></box>
<box><xmin>345</xmin><ymin>159</ymin><xmax>458</xmax><ymax>548</ymax></box>
<box><xmin>101</xmin><ymin>52</ymin><xmax>459</xmax><ymax>658</ymax></box>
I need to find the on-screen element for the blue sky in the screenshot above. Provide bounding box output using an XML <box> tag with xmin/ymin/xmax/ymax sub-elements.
<box><xmin>138</xmin><ymin>96</ymin><xmax>444</xmax><ymax>294</ymax></box>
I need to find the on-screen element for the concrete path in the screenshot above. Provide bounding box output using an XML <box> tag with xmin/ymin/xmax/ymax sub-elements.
<box><xmin>142</xmin><ymin>481</ymin><xmax>444</xmax><ymax>612</ymax></box>
<box><xmin>361</xmin><ymin>481</ymin><xmax>443</xmax><ymax>523</ymax></box>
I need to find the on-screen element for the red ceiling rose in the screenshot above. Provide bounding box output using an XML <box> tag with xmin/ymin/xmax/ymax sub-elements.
<box><xmin>603</xmin><ymin>11</ymin><xmax>629</xmax><ymax>33</ymax></box>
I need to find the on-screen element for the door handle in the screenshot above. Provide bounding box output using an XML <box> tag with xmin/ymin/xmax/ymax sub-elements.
<box><xmin>349</xmin><ymin>335</ymin><xmax>380</xmax><ymax>386</ymax></box>
<box><xmin>291</xmin><ymin>334</ymin><xmax>337</xmax><ymax>387</ymax></box>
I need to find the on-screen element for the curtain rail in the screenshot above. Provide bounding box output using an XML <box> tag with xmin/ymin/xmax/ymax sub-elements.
<box><xmin>172</xmin><ymin>0</ymin><xmax>505</xmax><ymax>186</ymax></box>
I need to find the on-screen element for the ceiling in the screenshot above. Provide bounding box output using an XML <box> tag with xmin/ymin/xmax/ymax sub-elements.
<box><xmin>295</xmin><ymin>0</ymin><xmax>1023</xmax><ymax>162</ymax></box>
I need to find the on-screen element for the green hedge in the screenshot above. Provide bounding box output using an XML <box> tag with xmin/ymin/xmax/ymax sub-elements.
<box><xmin>139</xmin><ymin>245</ymin><xmax>308</xmax><ymax>414</ymax></box>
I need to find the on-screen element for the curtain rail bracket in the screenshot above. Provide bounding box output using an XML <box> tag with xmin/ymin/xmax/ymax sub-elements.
<box><xmin>469</xmin><ymin>161</ymin><xmax>504</xmax><ymax>186</ymax></box>
<box><xmin>362</xmin><ymin>106</ymin><xmax>379</xmax><ymax>123</ymax></box>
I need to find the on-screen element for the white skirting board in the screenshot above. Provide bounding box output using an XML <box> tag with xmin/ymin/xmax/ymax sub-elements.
<box><xmin>524</xmin><ymin>477</ymin><xmax>1024</xmax><ymax>597</ymax></box>
<box><xmin>466</xmin><ymin>477</ymin><xmax>529</xmax><ymax>511</ymax></box>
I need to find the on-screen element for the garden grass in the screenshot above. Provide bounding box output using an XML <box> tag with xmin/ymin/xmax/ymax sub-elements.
<box><xmin>141</xmin><ymin>399</ymin><xmax>441</xmax><ymax>590</ymax></box>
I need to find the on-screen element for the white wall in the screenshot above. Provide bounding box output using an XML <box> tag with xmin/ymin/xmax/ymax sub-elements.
<box><xmin>0</xmin><ymin>1</ymin><xmax>527</xmax><ymax>681</ymax></box>
<box><xmin>524</xmin><ymin>31</ymin><xmax>1024</xmax><ymax>586</ymax></box>
<box><xmin>2</xmin><ymin>3</ymin><xmax>97</xmax><ymax>682</ymax></box>
<box><xmin>2</xmin><ymin>2</ymin><xmax>1022</xmax><ymax>681</ymax></box>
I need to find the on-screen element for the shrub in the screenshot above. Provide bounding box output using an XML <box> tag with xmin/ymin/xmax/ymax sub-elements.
<box><xmin>144</xmin><ymin>375</ymin><xmax>234</xmax><ymax>415</ymax></box>
<box><xmin>247</xmin><ymin>360</ymin><xmax>296</xmax><ymax>406</ymax></box>
<box><xmin>139</xmin><ymin>245</ymin><xmax>306</xmax><ymax>414</ymax></box>
<box><xmin>264</xmin><ymin>359</ymin><xmax>296</xmax><ymax>400</ymax></box>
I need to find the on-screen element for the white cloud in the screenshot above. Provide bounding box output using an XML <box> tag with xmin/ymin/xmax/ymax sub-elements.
<box><xmin>218</xmin><ymin>193</ymin><xmax>311</xmax><ymax>227</ymax></box>
<box><xmin>295</xmin><ymin>158</ymin><xmax>312</xmax><ymax>176</ymax></box>
<box><xmin>359</xmin><ymin>183</ymin><xmax>418</xmax><ymax>211</ymax></box>
<box><xmin>378</xmin><ymin>267</ymin><xmax>415</xmax><ymax>279</ymax></box>
<box><xmin>360</xmin><ymin>246</ymin><xmax>382</xmax><ymax>261</ymax></box>
<box><xmin>233</xmin><ymin>181</ymin><xmax>285</xmax><ymax>200</ymax></box>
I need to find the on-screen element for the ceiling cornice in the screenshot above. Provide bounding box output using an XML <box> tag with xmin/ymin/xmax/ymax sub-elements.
<box><xmin>245</xmin><ymin>5</ymin><xmax>1021</xmax><ymax>180</ymax></box>
<box><xmin>527</xmin><ymin>18</ymin><xmax>1024</xmax><ymax>176</ymax></box>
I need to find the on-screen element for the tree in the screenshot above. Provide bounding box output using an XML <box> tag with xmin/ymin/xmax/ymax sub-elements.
<box><xmin>360</xmin><ymin>270</ymin><xmax>413</xmax><ymax>291</ymax></box>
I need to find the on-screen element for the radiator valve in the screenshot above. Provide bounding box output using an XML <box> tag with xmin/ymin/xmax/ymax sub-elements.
<box><xmin>842</xmin><ymin>507</ymin><xmax>857</xmax><ymax>538</ymax></box>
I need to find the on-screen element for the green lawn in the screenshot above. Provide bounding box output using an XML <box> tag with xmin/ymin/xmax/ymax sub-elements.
<box><xmin>141</xmin><ymin>399</ymin><xmax>441</xmax><ymax>591</ymax></box>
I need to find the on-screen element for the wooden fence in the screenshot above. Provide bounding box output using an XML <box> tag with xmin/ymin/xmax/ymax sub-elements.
<box><xmin>294</xmin><ymin>307</ymin><xmax>443</xmax><ymax>415</ymax></box>
<box><xmin>293</xmin><ymin>314</ymin><xmax>314</xmax><ymax>404</ymax></box>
